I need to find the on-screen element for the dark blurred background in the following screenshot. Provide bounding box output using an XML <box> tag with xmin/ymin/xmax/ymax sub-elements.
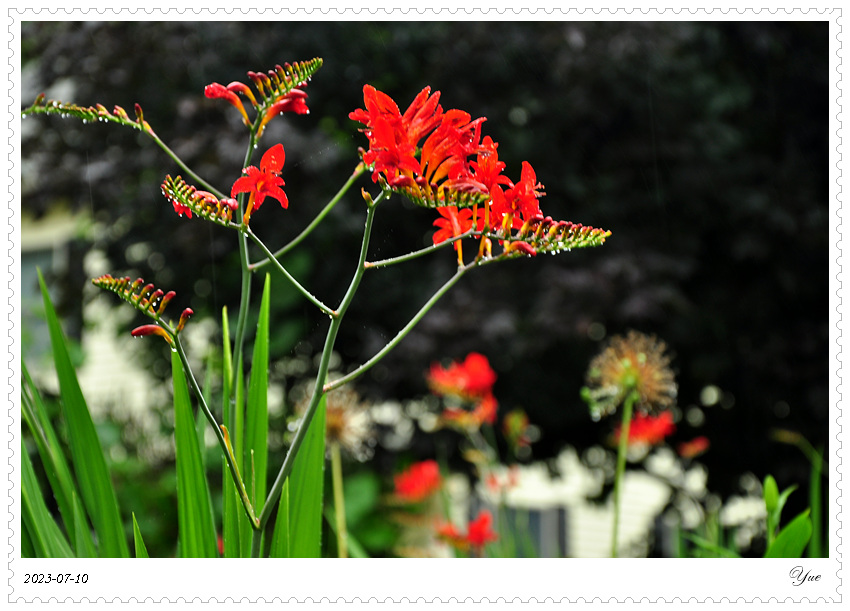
<box><xmin>21</xmin><ymin>21</ymin><xmax>829</xmax><ymax>553</ymax></box>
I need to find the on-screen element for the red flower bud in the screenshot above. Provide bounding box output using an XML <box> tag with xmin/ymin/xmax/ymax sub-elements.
<box><xmin>131</xmin><ymin>324</ymin><xmax>173</xmax><ymax>345</ymax></box>
<box><xmin>505</xmin><ymin>241</ymin><xmax>537</xmax><ymax>257</ymax></box>
<box><xmin>176</xmin><ymin>308</ymin><xmax>194</xmax><ymax>333</ymax></box>
<box><xmin>205</xmin><ymin>82</ymin><xmax>251</xmax><ymax>126</ymax></box>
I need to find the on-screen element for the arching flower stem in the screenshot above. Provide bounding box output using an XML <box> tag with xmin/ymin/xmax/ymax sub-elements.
<box><xmin>253</xmin><ymin>194</ymin><xmax>382</xmax><ymax>553</ymax></box>
<box><xmin>244</xmin><ymin>226</ymin><xmax>336</xmax><ymax>317</ymax></box>
<box><xmin>324</xmin><ymin>261</ymin><xmax>473</xmax><ymax>394</ymax></box>
<box><xmin>251</xmin><ymin>163</ymin><xmax>367</xmax><ymax>269</ymax></box>
<box><xmin>365</xmin><ymin>229</ymin><xmax>476</xmax><ymax>268</ymax></box>
<box><xmin>172</xmin><ymin>334</ymin><xmax>259</xmax><ymax>530</ymax></box>
<box><xmin>148</xmin><ymin>131</ymin><xmax>227</xmax><ymax>200</ymax></box>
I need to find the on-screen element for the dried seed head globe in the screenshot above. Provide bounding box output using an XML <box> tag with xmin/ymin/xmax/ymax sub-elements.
<box><xmin>584</xmin><ymin>330</ymin><xmax>677</xmax><ymax>420</ymax></box>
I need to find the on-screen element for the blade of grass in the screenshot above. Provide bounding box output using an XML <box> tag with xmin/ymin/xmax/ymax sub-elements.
<box><xmin>72</xmin><ymin>493</ymin><xmax>97</xmax><ymax>558</ymax></box>
<box><xmin>235</xmin><ymin>354</ymin><xmax>252</xmax><ymax>558</ymax></box>
<box><xmin>269</xmin><ymin>479</ymin><xmax>291</xmax><ymax>557</ymax></box>
<box><xmin>221</xmin><ymin>307</ymin><xmax>244</xmax><ymax>558</ymax></box>
<box><xmin>172</xmin><ymin>350</ymin><xmax>218</xmax><ymax>558</ymax></box>
<box><xmin>246</xmin><ymin>274</ymin><xmax>271</xmax><ymax>506</ymax></box>
<box><xmin>21</xmin><ymin>439</ymin><xmax>74</xmax><ymax>558</ymax></box>
<box><xmin>132</xmin><ymin>512</ymin><xmax>150</xmax><ymax>558</ymax></box>
<box><xmin>287</xmin><ymin>392</ymin><xmax>326</xmax><ymax>558</ymax></box>
<box><xmin>21</xmin><ymin>360</ymin><xmax>89</xmax><ymax>552</ymax></box>
<box><xmin>765</xmin><ymin>510</ymin><xmax>812</xmax><ymax>558</ymax></box>
<box><xmin>38</xmin><ymin>270</ymin><xmax>128</xmax><ymax>558</ymax></box>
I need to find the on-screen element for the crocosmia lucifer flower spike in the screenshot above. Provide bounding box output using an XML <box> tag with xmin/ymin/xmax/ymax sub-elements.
<box><xmin>92</xmin><ymin>274</ymin><xmax>190</xmax><ymax>343</ymax></box>
<box><xmin>161</xmin><ymin>175</ymin><xmax>239</xmax><ymax>227</ymax></box>
<box><xmin>230</xmin><ymin>143</ymin><xmax>288</xmax><ymax>225</ymax></box>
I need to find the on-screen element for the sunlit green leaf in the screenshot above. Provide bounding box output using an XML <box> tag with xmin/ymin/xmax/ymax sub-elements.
<box><xmin>172</xmin><ymin>351</ymin><xmax>218</xmax><ymax>558</ymax></box>
<box><xmin>132</xmin><ymin>512</ymin><xmax>150</xmax><ymax>558</ymax></box>
<box><xmin>38</xmin><ymin>269</ymin><xmax>128</xmax><ymax>558</ymax></box>
<box><xmin>765</xmin><ymin>510</ymin><xmax>812</xmax><ymax>558</ymax></box>
<box><xmin>21</xmin><ymin>439</ymin><xmax>74</xmax><ymax>558</ymax></box>
<box><xmin>287</xmin><ymin>393</ymin><xmax>326</xmax><ymax>558</ymax></box>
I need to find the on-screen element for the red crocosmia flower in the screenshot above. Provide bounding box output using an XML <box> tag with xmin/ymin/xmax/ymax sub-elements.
<box><xmin>350</xmin><ymin>85</ymin><xmax>448</xmax><ymax>187</ymax></box>
<box><xmin>436</xmin><ymin>509</ymin><xmax>498</xmax><ymax>554</ymax></box>
<box><xmin>470</xmin><ymin>136</ymin><xmax>511</xmax><ymax>194</ymax></box>
<box><xmin>419</xmin><ymin>109</ymin><xmax>485</xmax><ymax>187</ymax></box>
<box><xmin>432</xmin><ymin>206</ymin><xmax>484</xmax><ymax>266</ymax></box>
<box><xmin>428</xmin><ymin>352</ymin><xmax>497</xmax><ymax>400</ymax></box>
<box><xmin>473</xmin><ymin>393</ymin><xmax>498</xmax><ymax>425</ymax></box>
<box><xmin>491</xmin><ymin>161</ymin><xmax>545</xmax><ymax>231</ymax></box>
<box><xmin>257</xmin><ymin>89</ymin><xmax>309</xmax><ymax>137</ymax></box>
<box><xmin>678</xmin><ymin>436</ymin><xmax>710</xmax><ymax>459</ymax></box>
<box><xmin>615</xmin><ymin>411</ymin><xmax>676</xmax><ymax>447</ymax></box>
<box><xmin>466</xmin><ymin>510</ymin><xmax>498</xmax><ymax>548</ymax></box>
<box><xmin>205</xmin><ymin>82</ymin><xmax>251</xmax><ymax>126</ymax></box>
<box><xmin>394</xmin><ymin>459</ymin><xmax>442</xmax><ymax>503</ymax></box>
<box><xmin>441</xmin><ymin>392</ymin><xmax>498</xmax><ymax>430</ymax></box>
<box><xmin>230</xmin><ymin>143</ymin><xmax>288</xmax><ymax>225</ymax></box>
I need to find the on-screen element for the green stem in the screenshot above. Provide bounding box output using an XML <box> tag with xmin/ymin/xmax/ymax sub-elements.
<box><xmin>229</xmin><ymin>131</ymin><xmax>260</xmax><ymax>394</ymax></box>
<box><xmin>257</xmin><ymin>197</ymin><xmax>381</xmax><ymax>530</ymax></box>
<box><xmin>330</xmin><ymin>441</ymin><xmax>348</xmax><ymax>558</ymax></box>
<box><xmin>251</xmin><ymin>164</ymin><xmax>367</xmax><ymax>270</ymax></box>
<box><xmin>244</xmin><ymin>227</ymin><xmax>336</xmax><ymax>317</ymax></box>
<box><xmin>147</xmin><ymin>132</ymin><xmax>226</xmax><ymax>199</ymax></box>
<box><xmin>173</xmin><ymin>336</ymin><xmax>258</xmax><ymax>529</ymax></box>
<box><xmin>611</xmin><ymin>391</ymin><xmax>637</xmax><ymax>558</ymax></box>
<box><xmin>324</xmin><ymin>262</ymin><xmax>472</xmax><ymax>393</ymax></box>
<box><xmin>365</xmin><ymin>230</ymin><xmax>474</xmax><ymax>269</ymax></box>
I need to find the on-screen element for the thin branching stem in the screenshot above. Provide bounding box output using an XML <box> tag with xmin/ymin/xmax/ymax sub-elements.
<box><xmin>257</xmin><ymin>195</ymin><xmax>382</xmax><ymax>532</ymax></box>
<box><xmin>147</xmin><ymin>132</ymin><xmax>227</xmax><ymax>199</ymax></box>
<box><xmin>364</xmin><ymin>230</ymin><xmax>474</xmax><ymax>268</ymax></box>
<box><xmin>173</xmin><ymin>335</ymin><xmax>258</xmax><ymax>529</ymax></box>
<box><xmin>244</xmin><ymin>227</ymin><xmax>336</xmax><ymax>317</ymax></box>
<box><xmin>250</xmin><ymin>163</ymin><xmax>367</xmax><ymax>270</ymax></box>
<box><xmin>324</xmin><ymin>262</ymin><xmax>472</xmax><ymax>393</ymax></box>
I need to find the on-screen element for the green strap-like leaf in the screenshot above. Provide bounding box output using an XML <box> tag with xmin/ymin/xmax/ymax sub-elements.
<box><xmin>172</xmin><ymin>351</ymin><xmax>218</xmax><ymax>558</ymax></box>
<box><xmin>269</xmin><ymin>479</ymin><xmax>291</xmax><ymax>558</ymax></box>
<box><xmin>38</xmin><ymin>269</ymin><xmax>129</xmax><ymax>558</ymax></box>
<box><xmin>246</xmin><ymin>274</ymin><xmax>271</xmax><ymax>507</ymax></box>
<box><xmin>21</xmin><ymin>360</ymin><xmax>83</xmax><ymax>550</ymax></box>
<box><xmin>287</xmin><ymin>393</ymin><xmax>327</xmax><ymax>558</ymax></box>
<box><xmin>221</xmin><ymin>307</ymin><xmax>248</xmax><ymax>558</ymax></box>
<box><xmin>21</xmin><ymin>439</ymin><xmax>74</xmax><ymax>558</ymax></box>
<box><xmin>132</xmin><ymin>513</ymin><xmax>150</xmax><ymax>558</ymax></box>
<box><xmin>72</xmin><ymin>493</ymin><xmax>97</xmax><ymax>558</ymax></box>
<box><xmin>765</xmin><ymin>510</ymin><xmax>813</xmax><ymax>558</ymax></box>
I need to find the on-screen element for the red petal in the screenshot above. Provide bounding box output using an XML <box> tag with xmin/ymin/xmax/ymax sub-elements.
<box><xmin>260</xmin><ymin>143</ymin><xmax>286</xmax><ymax>174</ymax></box>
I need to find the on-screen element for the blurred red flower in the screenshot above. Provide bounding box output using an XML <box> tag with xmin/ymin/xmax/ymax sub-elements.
<box><xmin>614</xmin><ymin>411</ymin><xmax>676</xmax><ymax>447</ymax></box>
<box><xmin>678</xmin><ymin>436</ymin><xmax>710</xmax><ymax>458</ymax></box>
<box><xmin>394</xmin><ymin>459</ymin><xmax>442</xmax><ymax>503</ymax></box>
<box><xmin>428</xmin><ymin>352</ymin><xmax>496</xmax><ymax>400</ymax></box>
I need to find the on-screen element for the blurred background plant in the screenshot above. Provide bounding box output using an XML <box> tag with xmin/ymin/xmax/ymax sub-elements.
<box><xmin>21</xmin><ymin>21</ymin><xmax>828</xmax><ymax>557</ymax></box>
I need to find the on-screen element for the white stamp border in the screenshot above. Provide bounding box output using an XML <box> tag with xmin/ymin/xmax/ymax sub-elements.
<box><xmin>4</xmin><ymin>4</ymin><xmax>844</xmax><ymax>605</ymax></box>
